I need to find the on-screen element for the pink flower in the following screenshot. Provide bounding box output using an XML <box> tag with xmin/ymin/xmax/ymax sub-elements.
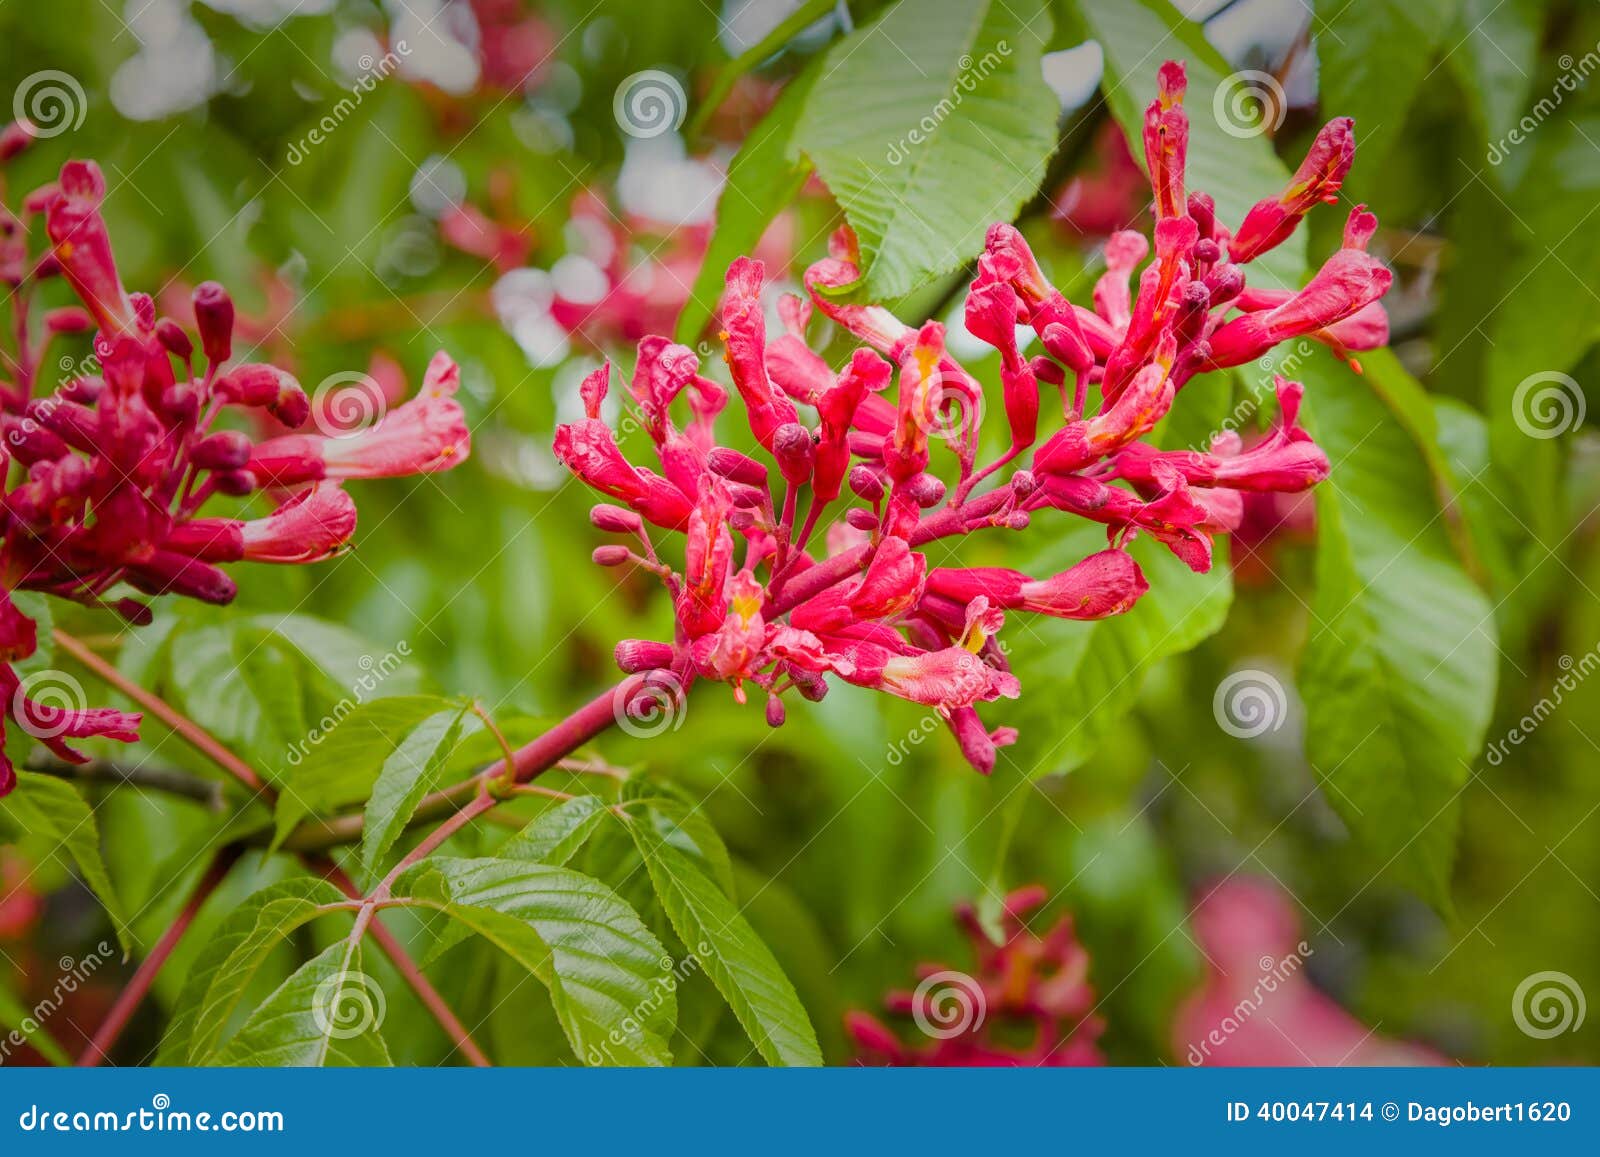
<box><xmin>43</xmin><ymin>161</ymin><xmax>137</xmax><ymax>337</ymax></box>
<box><xmin>1229</xmin><ymin>118</ymin><xmax>1355</xmax><ymax>265</ymax></box>
<box><xmin>1175</xmin><ymin>878</ymin><xmax>1447</xmax><ymax>1066</ymax></box>
<box><xmin>556</xmin><ymin>60</ymin><xmax>1385</xmax><ymax>773</ymax></box>
<box><xmin>848</xmin><ymin>886</ymin><xmax>1105</xmax><ymax>1066</ymax></box>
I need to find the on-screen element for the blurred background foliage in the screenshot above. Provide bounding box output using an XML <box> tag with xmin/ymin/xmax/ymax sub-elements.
<box><xmin>1</xmin><ymin>0</ymin><xmax>1598</xmax><ymax>1066</ymax></box>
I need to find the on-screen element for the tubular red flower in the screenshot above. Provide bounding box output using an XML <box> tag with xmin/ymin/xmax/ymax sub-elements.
<box><xmin>1229</xmin><ymin>118</ymin><xmax>1355</xmax><ymax>265</ymax></box>
<box><xmin>43</xmin><ymin>161</ymin><xmax>137</xmax><ymax>337</ymax></box>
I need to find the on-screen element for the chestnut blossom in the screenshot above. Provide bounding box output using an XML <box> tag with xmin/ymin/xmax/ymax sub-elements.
<box><xmin>0</xmin><ymin>151</ymin><xmax>472</xmax><ymax>794</ymax></box>
<box><xmin>553</xmin><ymin>60</ymin><xmax>1390</xmax><ymax>774</ymax></box>
<box><xmin>847</xmin><ymin>886</ymin><xmax>1106</xmax><ymax>1067</ymax></box>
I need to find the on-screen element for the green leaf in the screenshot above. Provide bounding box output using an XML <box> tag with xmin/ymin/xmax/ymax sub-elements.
<box><xmin>359</xmin><ymin>704</ymin><xmax>476</xmax><ymax>878</ymax></box>
<box><xmin>1076</xmin><ymin>0</ymin><xmax>1303</xmax><ymax>287</ymax></box>
<box><xmin>621</xmin><ymin>778</ymin><xmax>737</xmax><ymax>897</ymax></box>
<box><xmin>0</xmin><ymin>772</ymin><xmax>132</xmax><ymax>953</ymax></box>
<box><xmin>1297</xmin><ymin>348</ymin><xmax>1498</xmax><ymax>906</ymax></box>
<box><xmin>167</xmin><ymin>621</ymin><xmax>314</xmax><ymax>777</ymax></box>
<box><xmin>214</xmin><ymin>941</ymin><xmax>392</xmax><ymax>1067</ymax></box>
<box><xmin>498</xmin><ymin>795</ymin><xmax>612</xmax><ymax>867</ymax></box>
<box><xmin>1314</xmin><ymin>0</ymin><xmax>1462</xmax><ymax>179</ymax></box>
<box><xmin>1446</xmin><ymin>0</ymin><xmax>1543</xmax><ymax>161</ymax></box>
<box><xmin>623</xmin><ymin>814</ymin><xmax>822</xmax><ymax>1066</ymax></box>
<box><xmin>272</xmin><ymin>695</ymin><xmax>461</xmax><ymax>850</ymax></box>
<box><xmin>794</xmin><ymin>0</ymin><xmax>1058</xmax><ymax>298</ymax></box>
<box><xmin>170</xmin><ymin>877</ymin><xmax>348</xmax><ymax>1064</ymax></box>
<box><xmin>398</xmin><ymin>856</ymin><xmax>677</xmax><ymax>1066</ymax></box>
<box><xmin>0</xmin><ymin>978</ymin><xmax>70</xmax><ymax>1065</ymax></box>
<box><xmin>996</xmin><ymin>526</ymin><xmax>1233</xmax><ymax>778</ymax></box>
<box><xmin>676</xmin><ymin>64</ymin><xmax>818</xmax><ymax>345</ymax></box>
<box><xmin>686</xmin><ymin>0</ymin><xmax>837</xmax><ymax>139</ymax></box>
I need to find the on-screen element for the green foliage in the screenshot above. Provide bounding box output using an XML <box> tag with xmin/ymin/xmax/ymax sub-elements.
<box><xmin>794</xmin><ymin>0</ymin><xmax>1058</xmax><ymax>298</ymax></box>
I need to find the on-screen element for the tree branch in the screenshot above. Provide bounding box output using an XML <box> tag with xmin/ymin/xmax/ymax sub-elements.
<box><xmin>28</xmin><ymin>755</ymin><xmax>225</xmax><ymax>811</ymax></box>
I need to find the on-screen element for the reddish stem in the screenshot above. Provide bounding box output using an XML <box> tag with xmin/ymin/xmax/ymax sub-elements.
<box><xmin>54</xmin><ymin>629</ymin><xmax>268</xmax><ymax>796</ymax></box>
<box><xmin>78</xmin><ymin>847</ymin><xmax>241</xmax><ymax>1067</ymax></box>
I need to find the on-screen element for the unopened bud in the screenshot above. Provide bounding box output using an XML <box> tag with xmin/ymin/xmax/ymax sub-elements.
<box><xmin>190</xmin><ymin>430</ymin><xmax>253</xmax><ymax>471</ymax></box>
<box><xmin>707</xmin><ymin>446</ymin><xmax>769</xmax><ymax>488</ymax></box>
<box><xmin>789</xmin><ymin>667</ymin><xmax>828</xmax><ymax>702</ymax></box>
<box><xmin>847</xmin><ymin>464</ymin><xmax>883</xmax><ymax>503</ymax></box>
<box><xmin>269</xmin><ymin>385</ymin><xmax>310</xmax><ymax>428</ymax></box>
<box><xmin>0</xmin><ymin>120</ymin><xmax>34</xmax><ymax>162</ymax></box>
<box><xmin>592</xmin><ymin>544</ymin><xmax>632</xmax><ymax>567</ymax></box>
<box><xmin>214</xmin><ymin>469</ymin><xmax>257</xmax><ymax>496</ymax></box>
<box><xmin>1007</xmin><ymin>511</ymin><xmax>1031</xmax><ymax>530</ymax></box>
<box><xmin>765</xmin><ymin>696</ymin><xmax>786</xmax><ymax>728</ymax></box>
<box><xmin>615</xmin><ymin>639</ymin><xmax>675</xmax><ymax>673</ymax></box>
<box><xmin>154</xmin><ymin>318</ymin><xmax>193</xmax><ymax>359</ymax></box>
<box><xmin>845</xmin><ymin>507</ymin><xmax>879</xmax><ymax>532</ymax></box>
<box><xmin>771</xmin><ymin>422</ymin><xmax>814</xmax><ymax>485</ymax></box>
<box><xmin>1187</xmin><ymin>190</ymin><xmax>1216</xmax><ymax>238</ymax></box>
<box><xmin>904</xmin><ymin>472</ymin><xmax>945</xmax><ymax>508</ymax></box>
<box><xmin>193</xmin><ymin>281</ymin><xmax>235</xmax><ymax>365</ymax></box>
<box><xmin>43</xmin><ymin>307</ymin><xmax>93</xmax><ymax>334</ymax></box>
<box><xmin>160</xmin><ymin>383</ymin><xmax>201</xmax><ymax>424</ymax></box>
<box><xmin>590</xmin><ymin>503</ymin><xmax>642</xmax><ymax>534</ymax></box>
<box><xmin>1010</xmin><ymin>469</ymin><xmax>1036</xmax><ymax>498</ymax></box>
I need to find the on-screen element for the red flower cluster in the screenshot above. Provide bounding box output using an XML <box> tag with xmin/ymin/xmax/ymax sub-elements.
<box><xmin>555</xmin><ymin>60</ymin><xmax>1389</xmax><ymax>772</ymax></box>
<box><xmin>846</xmin><ymin>886</ymin><xmax>1105</xmax><ymax>1066</ymax></box>
<box><xmin>0</xmin><ymin>147</ymin><xmax>472</xmax><ymax>794</ymax></box>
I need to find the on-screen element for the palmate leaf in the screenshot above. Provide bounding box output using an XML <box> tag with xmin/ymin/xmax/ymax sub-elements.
<box><xmin>213</xmin><ymin>941</ymin><xmax>392</xmax><ymax>1067</ymax></box>
<box><xmin>0</xmin><ymin>772</ymin><xmax>132</xmax><ymax>954</ymax></box>
<box><xmin>1297</xmin><ymin>348</ymin><xmax>1498</xmax><ymax>908</ymax></box>
<box><xmin>1075</xmin><ymin>0</ymin><xmax>1304</xmax><ymax>289</ymax></box>
<box><xmin>160</xmin><ymin>877</ymin><xmax>349</xmax><ymax>1065</ymax></box>
<box><xmin>398</xmin><ymin>856</ymin><xmax>677</xmax><ymax>1066</ymax></box>
<box><xmin>794</xmin><ymin>0</ymin><xmax>1058</xmax><ymax>299</ymax></box>
<box><xmin>622</xmin><ymin>813</ymin><xmax>822</xmax><ymax>1067</ymax></box>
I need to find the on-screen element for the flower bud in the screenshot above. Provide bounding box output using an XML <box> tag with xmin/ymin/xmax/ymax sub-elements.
<box><xmin>848</xmin><ymin>464</ymin><xmax>883</xmax><ymax>503</ymax></box>
<box><xmin>193</xmin><ymin>281</ymin><xmax>234</xmax><ymax>365</ymax></box>
<box><xmin>154</xmin><ymin>318</ymin><xmax>193</xmax><ymax>359</ymax></box>
<box><xmin>615</xmin><ymin>639</ymin><xmax>675</xmax><ymax>673</ymax></box>
<box><xmin>706</xmin><ymin>446</ymin><xmax>769</xmax><ymax>488</ymax></box>
<box><xmin>270</xmin><ymin>384</ymin><xmax>310</xmax><ymax>429</ymax></box>
<box><xmin>1010</xmin><ymin>469</ymin><xmax>1036</xmax><ymax>498</ymax></box>
<box><xmin>43</xmin><ymin>307</ymin><xmax>93</xmax><ymax>334</ymax></box>
<box><xmin>160</xmin><ymin>383</ymin><xmax>201</xmax><ymax>424</ymax></box>
<box><xmin>845</xmin><ymin>507</ymin><xmax>879</xmax><ymax>532</ymax></box>
<box><xmin>789</xmin><ymin>667</ymin><xmax>828</xmax><ymax>702</ymax></box>
<box><xmin>590</xmin><ymin>503</ymin><xmax>643</xmax><ymax>534</ymax></box>
<box><xmin>190</xmin><ymin>430</ymin><xmax>253</xmax><ymax>471</ymax></box>
<box><xmin>111</xmin><ymin>598</ymin><xmax>154</xmax><ymax>627</ymax></box>
<box><xmin>60</xmin><ymin>377</ymin><xmax>102</xmax><ymax>404</ymax></box>
<box><xmin>771</xmin><ymin>422</ymin><xmax>814</xmax><ymax>485</ymax></box>
<box><xmin>765</xmin><ymin>696</ymin><xmax>786</xmax><ymax>728</ymax></box>
<box><xmin>728</xmin><ymin>509</ymin><xmax>757</xmax><ymax>532</ymax></box>
<box><xmin>213</xmin><ymin>469</ymin><xmax>257</xmax><ymax>496</ymax></box>
<box><xmin>904</xmin><ymin>473</ymin><xmax>945</xmax><ymax>508</ymax></box>
<box><xmin>592</xmin><ymin>544</ymin><xmax>632</xmax><ymax>567</ymax></box>
<box><xmin>0</xmin><ymin>120</ymin><xmax>34</xmax><ymax>162</ymax></box>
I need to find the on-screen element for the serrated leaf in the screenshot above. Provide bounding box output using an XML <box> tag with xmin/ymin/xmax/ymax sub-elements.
<box><xmin>214</xmin><ymin>941</ymin><xmax>392</xmax><ymax>1067</ymax></box>
<box><xmin>272</xmin><ymin>695</ymin><xmax>461</xmax><ymax>850</ymax></box>
<box><xmin>398</xmin><ymin>856</ymin><xmax>676</xmax><ymax>1065</ymax></box>
<box><xmin>359</xmin><ymin>705</ymin><xmax>476</xmax><ymax>878</ymax></box>
<box><xmin>1077</xmin><ymin>0</ymin><xmax>1304</xmax><ymax>288</ymax></box>
<box><xmin>677</xmin><ymin>64</ymin><xmax>818</xmax><ymax>344</ymax></box>
<box><xmin>623</xmin><ymin>815</ymin><xmax>822</xmax><ymax>1066</ymax></box>
<box><xmin>1297</xmin><ymin>349</ymin><xmax>1498</xmax><ymax>907</ymax></box>
<box><xmin>499</xmin><ymin>795</ymin><xmax>613</xmax><ymax>866</ymax></box>
<box><xmin>794</xmin><ymin>0</ymin><xmax>1058</xmax><ymax>298</ymax></box>
<box><xmin>172</xmin><ymin>877</ymin><xmax>348</xmax><ymax>1065</ymax></box>
<box><xmin>0</xmin><ymin>772</ymin><xmax>132</xmax><ymax>953</ymax></box>
<box><xmin>621</xmin><ymin>779</ymin><xmax>737</xmax><ymax>897</ymax></box>
<box><xmin>995</xmin><ymin>526</ymin><xmax>1232</xmax><ymax>778</ymax></box>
